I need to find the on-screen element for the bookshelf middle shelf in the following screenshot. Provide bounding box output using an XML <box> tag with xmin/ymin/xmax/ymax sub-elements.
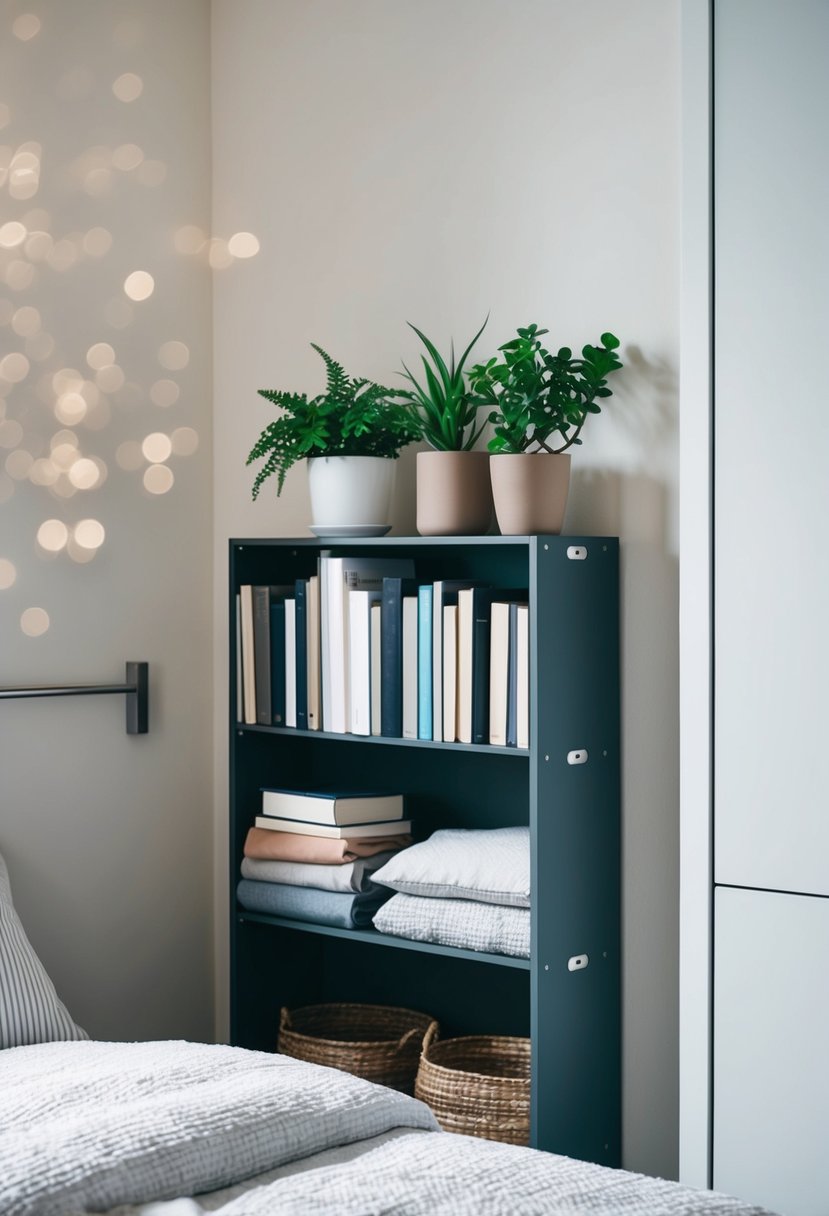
<box><xmin>236</xmin><ymin>911</ymin><xmax>531</xmax><ymax>971</ymax></box>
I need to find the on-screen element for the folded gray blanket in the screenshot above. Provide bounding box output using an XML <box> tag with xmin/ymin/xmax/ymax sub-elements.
<box><xmin>240</xmin><ymin>851</ymin><xmax>396</xmax><ymax>893</ymax></box>
<box><xmin>237</xmin><ymin>878</ymin><xmax>391</xmax><ymax>928</ymax></box>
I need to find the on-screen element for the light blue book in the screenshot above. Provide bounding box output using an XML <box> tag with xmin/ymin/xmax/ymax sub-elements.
<box><xmin>417</xmin><ymin>585</ymin><xmax>433</xmax><ymax>739</ymax></box>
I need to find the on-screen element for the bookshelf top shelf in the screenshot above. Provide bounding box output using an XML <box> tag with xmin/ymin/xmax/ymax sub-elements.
<box><xmin>230</xmin><ymin>535</ymin><xmax>618</xmax><ymax>550</ymax></box>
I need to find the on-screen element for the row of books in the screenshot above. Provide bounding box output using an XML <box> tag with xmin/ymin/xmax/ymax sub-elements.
<box><xmin>236</xmin><ymin>556</ymin><xmax>529</xmax><ymax>748</ymax></box>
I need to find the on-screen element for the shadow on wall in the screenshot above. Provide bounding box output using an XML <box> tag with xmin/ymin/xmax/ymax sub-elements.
<box><xmin>569</xmin><ymin>463</ymin><xmax>680</xmax><ymax>1176</ymax></box>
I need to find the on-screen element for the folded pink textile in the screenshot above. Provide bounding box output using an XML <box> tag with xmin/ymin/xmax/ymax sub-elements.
<box><xmin>243</xmin><ymin>827</ymin><xmax>412</xmax><ymax>865</ymax></box>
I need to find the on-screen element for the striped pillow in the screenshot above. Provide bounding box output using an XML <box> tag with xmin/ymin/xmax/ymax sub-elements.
<box><xmin>0</xmin><ymin>851</ymin><xmax>88</xmax><ymax>1048</ymax></box>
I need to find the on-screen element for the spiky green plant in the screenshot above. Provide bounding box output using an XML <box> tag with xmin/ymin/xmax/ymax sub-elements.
<box><xmin>469</xmin><ymin>324</ymin><xmax>623</xmax><ymax>454</ymax></box>
<box><xmin>396</xmin><ymin>318</ymin><xmax>488</xmax><ymax>451</ymax></box>
<box><xmin>248</xmin><ymin>345</ymin><xmax>421</xmax><ymax>498</ymax></box>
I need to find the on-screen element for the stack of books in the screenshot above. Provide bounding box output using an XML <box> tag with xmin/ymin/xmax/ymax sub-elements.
<box><xmin>237</xmin><ymin>557</ymin><xmax>529</xmax><ymax>748</ymax></box>
<box><xmin>237</xmin><ymin>788</ymin><xmax>412</xmax><ymax>930</ymax></box>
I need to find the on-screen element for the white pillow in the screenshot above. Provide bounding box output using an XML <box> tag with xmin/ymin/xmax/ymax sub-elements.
<box><xmin>372</xmin><ymin>827</ymin><xmax>530</xmax><ymax>908</ymax></box>
<box><xmin>0</xmin><ymin>850</ymin><xmax>88</xmax><ymax>1048</ymax></box>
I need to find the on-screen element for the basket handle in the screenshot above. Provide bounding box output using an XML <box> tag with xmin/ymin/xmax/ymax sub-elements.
<box><xmin>397</xmin><ymin>1019</ymin><xmax>439</xmax><ymax>1055</ymax></box>
<box><xmin>419</xmin><ymin>1020</ymin><xmax>440</xmax><ymax>1056</ymax></box>
<box><xmin>279</xmin><ymin>1006</ymin><xmax>292</xmax><ymax>1033</ymax></box>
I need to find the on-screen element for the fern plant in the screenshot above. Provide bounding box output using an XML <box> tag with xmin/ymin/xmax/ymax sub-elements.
<box><xmin>248</xmin><ymin>345</ymin><xmax>421</xmax><ymax>498</ymax></box>
<box><xmin>396</xmin><ymin>319</ymin><xmax>488</xmax><ymax>451</ymax></box>
<box><xmin>469</xmin><ymin>324</ymin><xmax>623</xmax><ymax>455</ymax></box>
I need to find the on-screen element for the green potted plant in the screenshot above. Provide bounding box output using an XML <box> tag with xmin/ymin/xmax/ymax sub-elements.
<box><xmin>248</xmin><ymin>344</ymin><xmax>420</xmax><ymax>535</ymax></box>
<box><xmin>469</xmin><ymin>324</ymin><xmax>623</xmax><ymax>534</ymax></box>
<box><xmin>396</xmin><ymin>319</ymin><xmax>493</xmax><ymax>536</ymax></box>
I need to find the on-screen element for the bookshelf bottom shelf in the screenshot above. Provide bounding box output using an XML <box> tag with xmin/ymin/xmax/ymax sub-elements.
<box><xmin>235</xmin><ymin>910</ymin><xmax>531</xmax><ymax>971</ymax></box>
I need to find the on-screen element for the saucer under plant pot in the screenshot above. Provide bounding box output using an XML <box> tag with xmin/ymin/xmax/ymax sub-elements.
<box><xmin>469</xmin><ymin>324</ymin><xmax>624</xmax><ymax>536</ymax></box>
<box><xmin>489</xmin><ymin>451</ymin><xmax>571</xmax><ymax>536</ymax></box>
<box><xmin>396</xmin><ymin>318</ymin><xmax>493</xmax><ymax>536</ymax></box>
<box><xmin>247</xmin><ymin>343</ymin><xmax>420</xmax><ymax>536</ymax></box>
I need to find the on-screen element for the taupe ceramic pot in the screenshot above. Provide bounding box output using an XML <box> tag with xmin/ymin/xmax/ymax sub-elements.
<box><xmin>416</xmin><ymin>450</ymin><xmax>493</xmax><ymax>536</ymax></box>
<box><xmin>489</xmin><ymin>452</ymin><xmax>571</xmax><ymax>535</ymax></box>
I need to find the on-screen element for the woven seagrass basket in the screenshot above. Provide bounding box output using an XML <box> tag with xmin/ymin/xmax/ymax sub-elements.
<box><xmin>278</xmin><ymin>1003</ymin><xmax>437</xmax><ymax>1094</ymax></box>
<box><xmin>414</xmin><ymin>1024</ymin><xmax>531</xmax><ymax>1145</ymax></box>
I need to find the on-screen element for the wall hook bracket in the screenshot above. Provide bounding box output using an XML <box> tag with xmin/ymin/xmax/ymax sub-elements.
<box><xmin>0</xmin><ymin>661</ymin><xmax>149</xmax><ymax>734</ymax></box>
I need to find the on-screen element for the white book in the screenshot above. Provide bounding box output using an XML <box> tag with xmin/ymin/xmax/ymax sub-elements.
<box><xmin>285</xmin><ymin>598</ymin><xmax>297</xmax><ymax>728</ymax></box>
<box><xmin>370</xmin><ymin>602</ymin><xmax>382</xmax><ymax>736</ymax></box>
<box><xmin>239</xmin><ymin>584</ymin><xmax>256</xmax><ymax>725</ymax></box>
<box><xmin>321</xmin><ymin>556</ymin><xmax>414</xmax><ymax>734</ymax></box>
<box><xmin>319</xmin><ymin>554</ymin><xmax>331</xmax><ymax>731</ymax></box>
<box><xmin>432</xmin><ymin>581</ymin><xmax>474</xmax><ymax>742</ymax></box>
<box><xmin>456</xmin><ymin>588</ymin><xmax>475</xmax><ymax>744</ymax></box>
<box><xmin>235</xmin><ymin>593</ymin><xmax>243</xmax><ymax>723</ymax></box>
<box><xmin>254</xmin><ymin>815</ymin><xmax>412</xmax><ymax>839</ymax></box>
<box><xmin>402</xmin><ymin>595</ymin><xmax>418</xmax><ymax>739</ymax></box>
<box><xmin>349</xmin><ymin>589</ymin><xmax>381</xmax><ymax>736</ymax></box>
<box><xmin>489</xmin><ymin>600</ymin><xmax>510</xmax><ymax>747</ymax></box>
<box><xmin>516</xmin><ymin>603</ymin><xmax>529</xmax><ymax>749</ymax></box>
<box><xmin>307</xmin><ymin>574</ymin><xmax>321</xmax><ymax>731</ymax></box>
<box><xmin>442</xmin><ymin>604</ymin><xmax>458</xmax><ymax>743</ymax></box>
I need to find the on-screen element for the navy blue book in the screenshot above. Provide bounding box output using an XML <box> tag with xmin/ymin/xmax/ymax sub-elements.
<box><xmin>471</xmin><ymin>589</ymin><xmax>494</xmax><ymax>746</ymax></box>
<box><xmin>269</xmin><ymin>599</ymin><xmax>287</xmax><ymax>725</ymax></box>
<box><xmin>380</xmin><ymin>576</ymin><xmax>416</xmax><ymax>737</ymax></box>
<box><xmin>506</xmin><ymin>601</ymin><xmax>519</xmax><ymax>747</ymax></box>
<box><xmin>295</xmin><ymin>578</ymin><xmax>308</xmax><ymax>731</ymax></box>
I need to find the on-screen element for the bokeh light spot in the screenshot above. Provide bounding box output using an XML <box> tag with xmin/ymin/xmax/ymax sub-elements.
<box><xmin>86</xmin><ymin>342</ymin><xmax>115</xmax><ymax>370</ymax></box>
<box><xmin>174</xmin><ymin>225</ymin><xmax>205</xmax><ymax>255</ymax></box>
<box><xmin>37</xmin><ymin>519</ymin><xmax>69</xmax><ymax>552</ymax></box>
<box><xmin>207</xmin><ymin>237</ymin><xmax>233</xmax><ymax>269</ymax></box>
<box><xmin>12</xmin><ymin>306</ymin><xmax>40</xmax><ymax>336</ymax></box>
<box><xmin>142</xmin><ymin>432</ymin><xmax>172</xmax><ymax>463</ymax></box>
<box><xmin>95</xmin><ymin>364</ymin><xmax>125</xmax><ymax>393</ymax></box>
<box><xmin>0</xmin><ymin>419</ymin><xmax>24</xmax><ymax>448</ymax></box>
<box><xmin>228</xmin><ymin>231</ymin><xmax>260</xmax><ymax>258</ymax></box>
<box><xmin>158</xmin><ymin>340</ymin><xmax>189</xmax><ymax>370</ymax></box>
<box><xmin>171</xmin><ymin>426</ymin><xmax>199</xmax><ymax>456</ymax></box>
<box><xmin>74</xmin><ymin>519</ymin><xmax>105</xmax><ymax>550</ymax></box>
<box><xmin>0</xmin><ymin>221</ymin><xmax>27</xmax><ymax>248</ymax></box>
<box><xmin>13</xmin><ymin>14</ymin><xmax>41</xmax><ymax>41</ymax></box>
<box><xmin>0</xmin><ymin>557</ymin><xmax>16</xmax><ymax>588</ymax></box>
<box><xmin>5</xmin><ymin>449</ymin><xmax>33</xmax><ymax>479</ymax></box>
<box><xmin>112</xmin><ymin>72</ymin><xmax>143</xmax><ymax>103</ymax></box>
<box><xmin>150</xmin><ymin>378</ymin><xmax>179</xmax><ymax>407</ymax></box>
<box><xmin>0</xmin><ymin>352</ymin><xmax>30</xmax><ymax>383</ymax></box>
<box><xmin>68</xmin><ymin>457</ymin><xmax>101</xmax><ymax>489</ymax></box>
<box><xmin>144</xmin><ymin>464</ymin><xmax>174</xmax><ymax>495</ymax></box>
<box><xmin>112</xmin><ymin>143</ymin><xmax>144</xmax><ymax>171</ymax></box>
<box><xmin>83</xmin><ymin>227</ymin><xmax>112</xmax><ymax>257</ymax></box>
<box><xmin>21</xmin><ymin>607</ymin><xmax>50</xmax><ymax>637</ymax></box>
<box><xmin>124</xmin><ymin>270</ymin><xmax>154</xmax><ymax>301</ymax></box>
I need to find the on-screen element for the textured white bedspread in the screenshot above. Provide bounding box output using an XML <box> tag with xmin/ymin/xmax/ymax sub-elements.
<box><xmin>0</xmin><ymin>1040</ymin><xmax>437</xmax><ymax>1216</ymax></box>
<box><xmin>134</xmin><ymin>1131</ymin><xmax>776</xmax><ymax>1216</ymax></box>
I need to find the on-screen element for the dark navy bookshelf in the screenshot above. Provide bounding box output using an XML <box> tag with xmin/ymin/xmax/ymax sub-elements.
<box><xmin>229</xmin><ymin>534</ymin><xmax>620</xmax><ymax>1167</ymax></box>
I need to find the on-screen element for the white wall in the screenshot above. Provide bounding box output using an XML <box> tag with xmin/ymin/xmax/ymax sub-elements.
<box><xmin>0</xmin><ymin>0</ymin><xmax>214</xmax><ymax>1042</ymax></box>
<box><xmin>211</xmin><ymin>0</ymin><xmax>680</xmax><ymax>1177</ymax></box>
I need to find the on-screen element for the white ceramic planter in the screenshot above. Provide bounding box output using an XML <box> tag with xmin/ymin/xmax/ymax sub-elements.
<box><xmin>306</xmin><ymin>455</ymin><xmax>396</xmax><ymax>533</ymax></box>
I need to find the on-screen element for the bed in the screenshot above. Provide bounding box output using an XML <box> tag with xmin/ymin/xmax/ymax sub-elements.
<box><xmin>0</xmin><ymin>854</ymin><xmax>775</xmax><ymax>1216</ymax></box>
<box><xmin>1</xmin><ymin>1038</ymin><xmax>777</xmax><ymax>1216</ymax></box>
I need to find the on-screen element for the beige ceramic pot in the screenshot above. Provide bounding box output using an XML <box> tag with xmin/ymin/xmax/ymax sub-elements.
<box><xmin>489</xmin><ymin>452</ymin><xmax>571</xmax><ymax>535</ymax></box>
<box><xmin>416</xmin><ymin>450</ymin><xmax>493</xmax><ymax>536</ymax></box>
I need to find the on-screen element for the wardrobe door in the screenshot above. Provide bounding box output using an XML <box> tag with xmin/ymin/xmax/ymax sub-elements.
<box><xmin>714</xmin><ymin>0</ymin><xmax>829</xmax><ymax>896</ymax></box>
<box><xmin>713</xmin><ymin>886</ymin><xmax>829</xmax><ymax>1216</ymax></box>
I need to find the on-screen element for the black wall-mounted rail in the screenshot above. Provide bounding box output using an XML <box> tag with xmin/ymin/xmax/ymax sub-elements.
<box><xmin>0</xmin><ymin>661</ymin><xmax>149</xmax><ymax>734</ymax></box>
